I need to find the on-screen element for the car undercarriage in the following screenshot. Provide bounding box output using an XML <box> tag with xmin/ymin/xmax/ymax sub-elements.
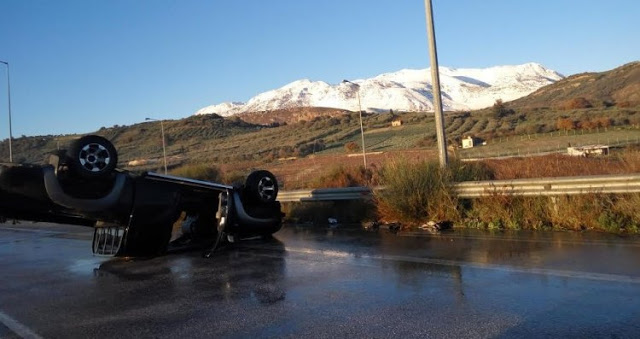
<box><xmin>0</xmin><ymin>135</ymin><xmax>283</xmax><ymax>257</ymax></box>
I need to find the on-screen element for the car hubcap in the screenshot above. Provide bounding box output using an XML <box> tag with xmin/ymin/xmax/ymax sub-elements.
<box><xmin>79</xmin><ymin>143</ymin><xmax>111</xmax><ymax>172</ymax></box>
<box><xmin>257</xmin><ymin>177</ymin><xmax>276</xmax><ymax>201</ymax></box>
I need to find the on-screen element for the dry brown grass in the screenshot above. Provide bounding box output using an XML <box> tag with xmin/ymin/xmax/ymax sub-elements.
<box><xmin>197</xmin><ymin>145</ymin><xmax>640</xmax><ymax>233</ymax></box>
<box><xmin>265</xmin><ymin>149</ymin><xmax>438</xmax><ymax>189</ymax></box>
<box><xmin>548</xmin><ymin>194</ymin><xmax>640</xmax><ymax>232</ymax></box>
<box><xmin>375</xmin><ymin>159</ymin><xmax>492</xmax><ymax>225</ymax></box>
<box><xmin>465</xmin><ymin>193</ymin><xmax>640</xmax><ymax>233</ymax></box>
<box><xmin>482</xmin><ymin>151</ymin><xmax>640</xmax><ymax>179</ymax></box>
<box><xmin>466</xmin><ymin>195</ymin><xmax>552</xmax><ymax>230</ymax></box>
<box><xmin>307</xmin><ymin>165</ymin><xmax>380</xmax><ymax>188</ymax></box>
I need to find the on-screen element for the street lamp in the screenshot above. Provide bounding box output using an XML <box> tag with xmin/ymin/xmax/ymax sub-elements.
<box><xmin>342</xmin><ymin>80</ymin><xmax>367</xmax><ymax>168</ymax></box>
<box><xmin>0</xmin><ymin>60</ymin><xmax>13</xmax><ymax>162</ymax></box>
<box><xmin>145</xmin><ymin>117</ymin><xmax>167</xmax><ymax>174</ymax></box>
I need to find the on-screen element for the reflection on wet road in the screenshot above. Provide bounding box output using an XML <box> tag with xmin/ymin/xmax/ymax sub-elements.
<box><xmin>1</xmin><ymin>222</ymin><xmax>640</xmax><ymax>337</ymax></box>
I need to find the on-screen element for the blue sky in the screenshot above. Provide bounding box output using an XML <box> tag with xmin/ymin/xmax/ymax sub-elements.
<box><xmin>0</xmin><ymin>0</ymin><xmax>638</xmax><ymax>139</ymax></box>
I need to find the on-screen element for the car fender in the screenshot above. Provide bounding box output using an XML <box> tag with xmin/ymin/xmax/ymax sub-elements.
<box><xmin>43</xmin><ymin>166</ymin><xmax>127</xmax><ymax>212</ymax></box>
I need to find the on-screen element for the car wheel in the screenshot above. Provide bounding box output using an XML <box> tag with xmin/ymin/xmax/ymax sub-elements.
<box><xmin>69</xmin><ymin>135</ymin><xmax>118</xmax><ymax>178</ymax></box>
<box><xmin>245</xmin><ymin>170</ymin><xmax>278</xmax><ymax>203</ymax></box>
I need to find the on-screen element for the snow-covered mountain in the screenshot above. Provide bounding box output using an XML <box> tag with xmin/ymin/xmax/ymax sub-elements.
<box><xmin>195</xmin><ymin>63</ymin><xmax>563</xmax><ymax>116</ymax></box>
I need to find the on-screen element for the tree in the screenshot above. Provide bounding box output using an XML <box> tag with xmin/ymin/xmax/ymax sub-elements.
<box><xmin>578</xmin><ymin>119</ymin><xmax>596</xmax><ymax>130</ymax></box>
<box><xmin>492</xmin><ymin>99</ymin><xmax>513</xmax><ymax>118</ymax></box>
<box><xmin>556</xmin><ymin>118</ymin><xmax>575</xmax><ymax>131</ymax></box>
<box><xmin>344</xmin><ymin>141</ymin><xmax>360</xmax><ymax>153</ymax></box>
<box><xmin>563</xmin><ymin>97</ymin><xmax>593</xmax><ymax>109</ymax></box>
<box><xmin>595</xmin><ymin>117</ymin><xmax>612</xmax><ymax>129</ymax></box>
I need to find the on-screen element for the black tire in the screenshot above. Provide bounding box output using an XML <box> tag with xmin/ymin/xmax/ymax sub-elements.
<box><xmin>69</xmin><ymin>135</ymin><xmax>118</xmax><ymax>178</ymax></box>
<box><xmin>245</xmin><ymin>170</ymin><xmax>278</xmax><ymax>203</ymax></box>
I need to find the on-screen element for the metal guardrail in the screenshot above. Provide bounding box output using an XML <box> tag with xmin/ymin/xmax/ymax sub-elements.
<box><xmin>279</xmin><ymin>186</ymin><xmax>373</xmax><ymax>202</ymax></box>
<box><xmin>278</xmin><ymin>174</ymin><xmax>640</xmax><ymax>202</ymax></box>
<box><xmin>454</xmin><ymin>174</ymin><xmax>640</xmax><ymax>198</ymax></box>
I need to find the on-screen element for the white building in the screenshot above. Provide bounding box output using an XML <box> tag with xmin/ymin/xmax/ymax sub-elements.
<box><xmin>462</xmin><ymin>136</ymin><xmax>475</xmax><ymax>149</ymax></box>
<box><xmin>567</xmin><ymin>145</ymin><xmax>610</xmax><ymax>157</ymax></box>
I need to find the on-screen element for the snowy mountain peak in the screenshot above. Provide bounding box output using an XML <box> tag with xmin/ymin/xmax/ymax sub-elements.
<box><xmin>195</xmin><ymin>63</ymin><xmax>564</xmax><ymax>116</ymax></box>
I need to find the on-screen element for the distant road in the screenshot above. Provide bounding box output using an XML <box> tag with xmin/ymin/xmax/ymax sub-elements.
<box><xmin>1</xmin><ymin>222</ymin><xmax>640</xmax><ymax>337</ymax></box>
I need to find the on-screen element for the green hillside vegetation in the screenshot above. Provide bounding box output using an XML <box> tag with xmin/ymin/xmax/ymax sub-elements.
<box><xmin>2</xmin><ymin>104</ymin><xmax>638</xmax><ymax>171</ymax></box>
<box><xmin>510</xmin><ymin>61</ymin><xmax>640</xmax><ymax>109</ymax></box>
<box><xmin>1</xmin><ymin>62</ymin><xmax>638</xmax><ymax>173</ymax></box>
<box><xmin>236</xmin><ymin>107</ymin><xmax>352</xmax><ymax>125</ymax></box>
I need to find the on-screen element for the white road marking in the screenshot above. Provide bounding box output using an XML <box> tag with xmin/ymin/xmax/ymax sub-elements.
<box><xmin>0</xmin><ymin>311</ymin><xmax>43</xmax><ymax>339</ymax></box>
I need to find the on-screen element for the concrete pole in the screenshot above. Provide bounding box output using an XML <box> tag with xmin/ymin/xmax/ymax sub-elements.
<box><xmin>356</xmin><ymin>89</ymin><xmax>367</xmax><ymax>168</ymax></box>
<box><xmin>342</xmin><ymin>80</ymin><xmax>367</xmax><ymax>168</ymax></box>
<box><xmin>424</xmin><ymin>0</ymin><xmax>448</xmax><ymax>168</ymax></box>
<box><xmin>160</xmin><ymin>120</ymin><xmax>167</xmax><ymax>174</ymax></box>
<box><xmin>146</xmin><ymin>117</ymin><xmax>168</xmax><ymax>174</ymax></box>
<box><xmin>0</xmin><ymin>61</ymin><xmax>13</xmax><ymax>162</ymax></box>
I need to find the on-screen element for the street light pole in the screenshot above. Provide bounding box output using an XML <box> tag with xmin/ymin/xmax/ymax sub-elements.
<box><xmin>342</xmin><ymin>80</ymin><xmax>367</xmax><ymax>168</ymax></box>
<box><xmin>424</xmin><ymin>0</ymin><xmax>448</xmax><ymax>168</ymax></box>
<box><xmin>0</xmin><ymin>60</ymin><xmax>13</xmax><ymax>162</ymax></box>
<box><xmin>145</xmin><ymin>117</ymin><xmax>167</xmax><ymax>174</ymax></box>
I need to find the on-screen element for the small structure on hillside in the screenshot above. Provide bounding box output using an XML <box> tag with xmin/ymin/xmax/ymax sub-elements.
<box><xmin>462</xmin><ymin>136</ymin><xmax>475</xmax><ymax>149</ymax></box>
<box><xmin>391</xmin><ymin>119</ymin><xmax>403</xmax><ymax>127</ymax></box>
<box><xmin>461</xmin><ymin>136</ymin><xmax>486</xmax><ymax>149</ymax></box>
<box><xmin>567</xmin><ymin>145</ymin><xmax>610</xmax><ymax>157</ymax></box>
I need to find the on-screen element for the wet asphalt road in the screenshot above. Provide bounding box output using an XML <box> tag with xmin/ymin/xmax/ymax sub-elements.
<box><xmin>1</xmin><ymin>222</ymin><xmax>640</xmax><ymax>338</ymax></box>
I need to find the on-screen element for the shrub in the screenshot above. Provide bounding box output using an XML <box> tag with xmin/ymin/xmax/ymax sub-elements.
<box><xmin>556</xmin><ymin>118</ymin><xmax>576</xmax><ymax>130</ymax></box>
<box><xmin>467</xmin><ymin>195</ymin><xmax>552</xmax><ymax>230</ymax></box>
<box><xmin>224</xmin><ymin>171</ymin><xmax>246</xmax><ymax>186</ymax></box>
<box><xmin>595</xmin><ymin>117</ymin><xmax>612</xmax><ymax>129</ymax></box>
<box><xmin>562</xmin><ymin>97</ymin><xmax>593</xmax><ymax>109</ymax></box>
<box><xmin>344</xmin><ymin>141</ymin><xmax>360</xmax><ymax>153</ymax></box>
<box><xmin>492</xmin><ymin>99</ymin><xmax>514</xmax><ymax>118</ymax></box>
<box><xmin>447</xmin><ymin>159</ymin><xmax>495</xmax><ymax>182</ymax></box>
<box><xmin>296</xmin><ymin>140</ymin><xmax>325</xmax><ymax>157</ymax></box>
<box><xmin>375</xmin><ymin>158</ymin><xmax>495</xmax><ymax>224</ymax></box>
<box><xmin>309</xmin><ymin>165</ymin><xmax>377</xmax><ymax>188</ymax></box>
<box><xmin>549</xmin><ymin>195</ymin><xmax>613</xmax><ymax>231</ymax></box>
<box><xmin>414</xmin><ymin>136</ymin><xmax>436</xmax><ymax>148</ymax></box>
<box><xmin>169</xmin><ymin>164</ymin><xmax>223</xmax><ymax>182</ymax></box>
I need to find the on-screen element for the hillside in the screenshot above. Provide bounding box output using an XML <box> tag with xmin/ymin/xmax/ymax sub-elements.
<box><xmin>509</xmin><ymin>61</ymin><xmax>640</xmax><ymax>109</ymax></box>
<box><xmin>0</xmin><ymin>114</ymin><xmax>269</xmax><ymax>165</ymax></box>
<box><xmin>196</xmin><ymin>63</ymin><xmax>563</xmax><ymax>116</ymax></box>
<box><xmin>1</xmin><ymin>63</ymin><xmax>637</xmax><ymax>179</ymax></box>
<box><xmin>236</xmin><ymin>107</ymin><xmax>352</xmax><ymax>125</ymax></box>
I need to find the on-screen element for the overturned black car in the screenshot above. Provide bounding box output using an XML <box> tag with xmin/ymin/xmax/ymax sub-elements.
<box><xmin>0</xmin><ymin>135</ymin><xmax>283</xmax><ymax>257</ymax></box>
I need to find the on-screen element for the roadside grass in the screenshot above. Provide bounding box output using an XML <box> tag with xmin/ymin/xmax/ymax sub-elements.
<box><xmin>367</xmin><ymin>155</ymin><xmax>640</xmax><ymax>233</ymax></box>
<box><xmin>307</xmin><ymin>165</ymin><xmax>380</xmax><ymax>188</ymax></box>
<box><xmin>268</xmin><ymin>149</ymin><xmax>438</xmax><ymax>189</ymax></box>
<box><xmin>465</xmin><ymin>195</ymin><xmax>553</xmax><ymax>231</ymax></box>
<box><xmin>466</xmin><ymin>193</ymin><xmax>640</xmax><ymax>233</ymax></box>
<box><xmin>482</xmin><ymin>150</ymin><xmax>640</xmax><ymax>179</ymax></box>
<box><xmin>169</xmin><ymin>164</ymin><xmax>223</xmax><ymax>182</ymax></box>
<box><xmin>375</xmin><ymin>159</ymin><xmax>493</xmax><ymax>224</ymax></box>
<box><xmin>459</xmin><ymin>127</ymin><xmax>640</xmax><ymax>159</ymax></box>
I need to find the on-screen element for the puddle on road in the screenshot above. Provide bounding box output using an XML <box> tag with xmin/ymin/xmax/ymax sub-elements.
<box><xmin>67</xmin><ymin>257</ymin><xmax>110</xmax><ymax>275</ymax></box>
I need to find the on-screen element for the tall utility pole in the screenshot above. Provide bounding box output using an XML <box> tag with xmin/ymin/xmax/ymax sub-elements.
<box><xmin>424</xmin><ymin>0</ymin><xmax>448</xmax><ymax>168</ymax></box>
<box><xmin>145</xmin><ymin>117</ymin><xmax>168</xmax><ymax>174</ymax></box>
<box><xmin>0</xmin><ymin>60</ymin><xmax>13</xmax><ymax>162</ymax></box>
<box><xmin>342</xmin><ymin>80</ymin><xmax>367</xmax><ymax>168</ymax></box>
